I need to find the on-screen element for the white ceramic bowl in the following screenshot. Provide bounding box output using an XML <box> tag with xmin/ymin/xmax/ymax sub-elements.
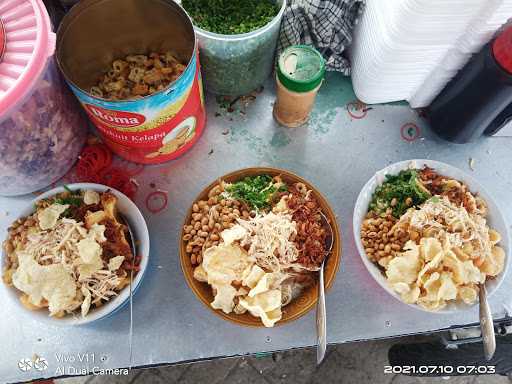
<box><xmin>2</xmin><ymin>183</ymin><xmax>150</xmax><ymax>325</ymax></box>
<box><xmin>353</xmin><ymin>159</ymin><xmax>510</xmax><ymax>313</ymax></box>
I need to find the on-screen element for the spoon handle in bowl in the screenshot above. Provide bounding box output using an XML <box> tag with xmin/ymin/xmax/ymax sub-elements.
<box><xmin>316</xmin><ymin>261</ymin><xmax>327</xmax><ymax>365</ymax></box>
<box><xmin>479</xmin><ymin>284</ymin><xmax>495</xmax><ymax>361</ymax></box>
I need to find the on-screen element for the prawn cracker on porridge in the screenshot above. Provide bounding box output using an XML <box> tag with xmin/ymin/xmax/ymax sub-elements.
<box><xmin>181</xmin><ymin>169</ymin><xmax>341</xmax><ymax>327</ymax></box>
<box><xmin>2</xmin><ymin>188</ymin><xmax>140</xmax><ymax>318</ymax></box>
<box><xmin>360</xmin><ymin>165</ymin><xmax>505</xmax><ymax>310</ymax></box>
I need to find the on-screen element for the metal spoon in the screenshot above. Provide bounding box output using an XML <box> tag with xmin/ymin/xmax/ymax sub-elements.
<box><xmin>317</xmin><ymin>212</ymin><xmax>334</xmax><ymax>365</ymax></box>
<box><xmin>120</xmin><ymin>215</ymin><xmax>137</xmax><ymax>369</ymax></box>
<box><xmin>479</xmin><ymin>283</ymin><xmax>496</xmax><ymax>361</ymax></box>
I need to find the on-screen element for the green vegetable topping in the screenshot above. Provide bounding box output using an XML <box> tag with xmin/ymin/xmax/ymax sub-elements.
<box><xmin>369</xmin><ymin>169</ymin><xmax>431</xmax><ymax>218</ymax></box>
<box><xmin>55</xmin><ymin>196</ymin><xmax>83</xmax><ymax>207</ymax></box>
<box><xmin>53</xmin><ymin>188</ymin><xmax>84</xmax><ymax>218</ymax></box>
<box><xmin>226</xmin><ymin>175</ymin><xmax>286</xmax><ymax>210</ymax></box>
<box><xmin>182</xmin><ymin>0</ymin><xmax>280</xmax><ymax>35</ymax></box>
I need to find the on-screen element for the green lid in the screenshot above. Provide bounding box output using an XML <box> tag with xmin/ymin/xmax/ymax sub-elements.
<box><xmin>277</xmin><ymin>45</ymin><xmax>325</xmax><ymax>93</ymax></box>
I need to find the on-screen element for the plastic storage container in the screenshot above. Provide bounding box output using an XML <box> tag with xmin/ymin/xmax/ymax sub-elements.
<box><xmin>0</xmin><ymin>0</ymin><xmax>86</xmax><ymax>196</ymax></box>
<box><xmin>273</xmin><ymin>45</ymin><xmax>325</xmax><ymax>127</ymax></box>
<box><xmin>428</xmin><ymin>25</ymin><xmax>512</xmax><ymax>143</ymax></box>
<box><xmin>190</xmin><ymin>0</ymin><xmax>286</xmax><ymax>96</ymax></box>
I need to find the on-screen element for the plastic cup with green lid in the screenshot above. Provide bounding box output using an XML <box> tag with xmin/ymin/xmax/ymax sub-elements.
<box><xmin>273</xmin><ymin>45</ymin><xmax>325</xmax><ymax>127</ymax></box>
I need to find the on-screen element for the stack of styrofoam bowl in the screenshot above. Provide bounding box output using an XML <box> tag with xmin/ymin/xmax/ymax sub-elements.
<box><xmin>350</xmin><ymin>0</ymin><xmax>512</xmax><ymax>107</ymax></box>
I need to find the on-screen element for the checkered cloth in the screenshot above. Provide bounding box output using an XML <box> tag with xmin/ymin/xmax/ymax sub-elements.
<box><xmin>278</xmin><ymin>0</ymin><xmax>365</xmax><ymax>75</ymax></box>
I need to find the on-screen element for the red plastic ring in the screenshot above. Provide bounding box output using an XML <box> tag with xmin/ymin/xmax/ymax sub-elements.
<box><xmin>145</xmin><ymin>191</ymin><xmax>168</xmax><ymax>214</ymax></box>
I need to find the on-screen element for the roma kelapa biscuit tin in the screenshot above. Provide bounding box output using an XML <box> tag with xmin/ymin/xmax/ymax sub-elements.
<box><xmin>56</xmin><ymin>0</ymin><xmax>205</xmax><ymax>164</ymax></box>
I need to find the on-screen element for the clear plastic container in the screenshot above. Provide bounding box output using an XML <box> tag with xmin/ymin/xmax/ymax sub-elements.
<box><xmin>0</xmin><ymin>60</ymin><xmax>86</xmax><ymax>196</ymax></box>
<box><xmin>0</xmin><ymin>0</ymin><xmax>86</xmax><ymax>196</ymax></box>
<box><xmin>193</xmin><ymin>0</ymin><xmax>286</xmax><ymax>96</ymax></box>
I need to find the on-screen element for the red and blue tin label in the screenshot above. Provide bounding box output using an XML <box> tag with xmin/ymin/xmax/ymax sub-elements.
<box><xmin>69</xmin><ymin>51</ymin><xmax>205</xmax><ymax>164</ymax></box>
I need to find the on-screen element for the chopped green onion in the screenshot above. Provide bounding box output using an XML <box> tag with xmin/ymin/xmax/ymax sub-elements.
<box><xmin>369</xmin><ymin>169</ymin><xmax>431</xmax><ymax>218</ymax></box>
<box><xmin>226</xmin><ymin>175</ymin><xmax>284</xmax><ymax>211</ymax></box>
<box><xmin>182</xmin><ymin>0</ymin><xmax>280</xmax><ymax>35</ymax></box>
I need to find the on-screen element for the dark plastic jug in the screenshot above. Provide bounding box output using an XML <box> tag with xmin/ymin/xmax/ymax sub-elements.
<box><xmin>428</xmin><ymin>26</ymin><xmax>512</xmax><ymax>143</ymax></box>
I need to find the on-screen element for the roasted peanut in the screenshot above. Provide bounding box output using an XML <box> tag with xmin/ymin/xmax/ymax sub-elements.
<box><xmin>208</xmin><ymin>186</ymin><xmax>220</xmax><ymax>198</ymax></box>
<box><xmin>360</xmin><ymin>212</ymin><xmax>403</xmax><ymax>262</ymax></box>
<box><xmin>184</xmin><ymin>182</ymin><xmax>244</xmax><ymax>263</ymax></box>
<box><xmin>4</xmin><ymin>241</ymin><xmax>14</xmax><ymax>254</ymax></box>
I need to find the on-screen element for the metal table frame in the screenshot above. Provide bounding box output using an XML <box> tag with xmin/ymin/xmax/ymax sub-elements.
<box><xmin>2</xmin><ymin>73</ymin><xmax>511</xmax><ymax>384</ymax></box>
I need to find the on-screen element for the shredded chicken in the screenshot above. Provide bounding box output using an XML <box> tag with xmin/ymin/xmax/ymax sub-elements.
<box><xmin>395</xmin><ymin>197</ymin><xmax>493</xmax><ymax>262</ymax></box>
<box><xmin>16</xmin><ymin>218</ymin><xmax>123</xmax><ymax>312</ymax></box>
<box><xmin>235</xmin><ymin>212</ymin><xmax>299</xmax><ymax>272</ymax></box>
